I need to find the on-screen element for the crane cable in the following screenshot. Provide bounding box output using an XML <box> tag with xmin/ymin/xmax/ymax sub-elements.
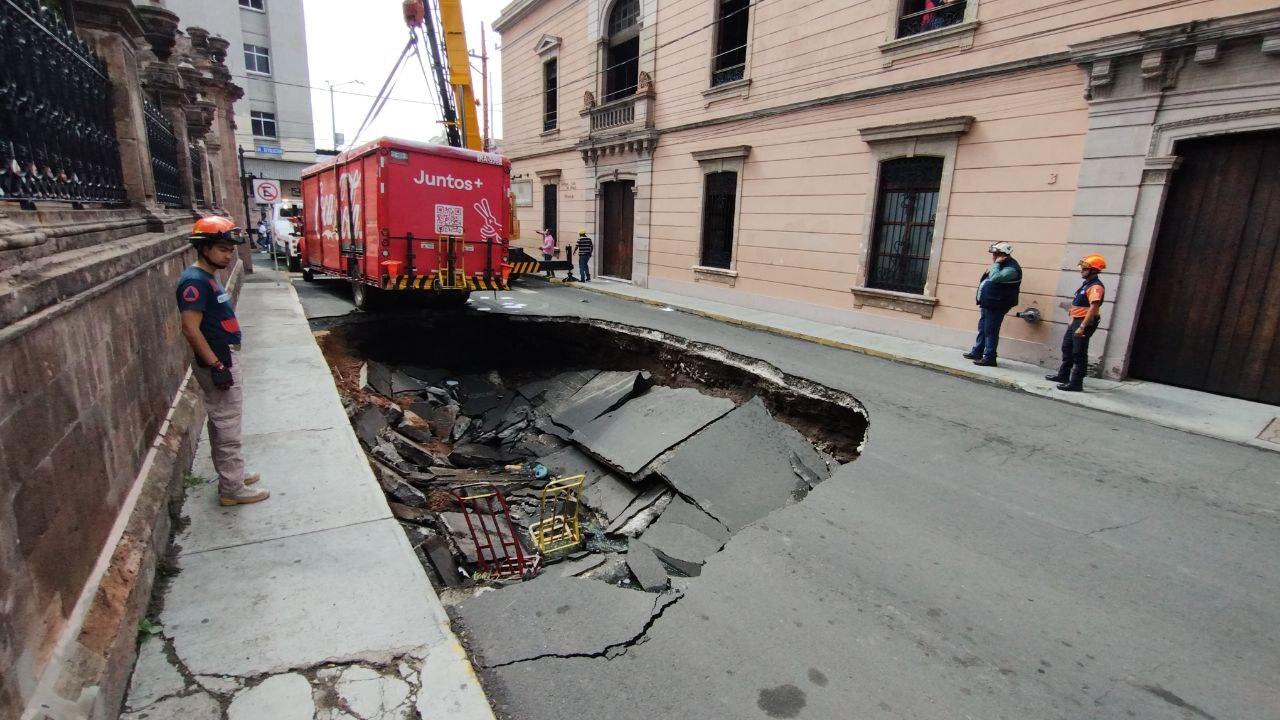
<box><xmin>347</xmin><ymin>32</ymin><xmax>419</xmax><ymax>151</ymax></box>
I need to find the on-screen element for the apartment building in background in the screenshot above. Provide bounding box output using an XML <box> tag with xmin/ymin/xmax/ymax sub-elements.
<box><xmin>494</xmin><ymin>0</ymin><xmax>1280</xmax><ymax>405</ymax></box>
<box><xmin>164</xmin><ymin>0</ymin><xmax>316</xmax><ymax>205</ymax></box>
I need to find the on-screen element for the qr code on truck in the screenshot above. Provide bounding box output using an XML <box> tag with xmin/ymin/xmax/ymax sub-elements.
<box><xmin>434</xmin><ymin>204</ymin><xmax>464</xmax><ymax>235</ymax></box>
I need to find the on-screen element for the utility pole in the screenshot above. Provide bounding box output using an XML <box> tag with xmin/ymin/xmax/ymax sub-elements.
<box><xmin>327</xmin><ymin>79</ymin><xmax>364</xmax><ymax>151</ymax></box>
<box><xmin>237</xmin><ymin>145</ymin><xmax>255</xmax><ymax>273</ymax></box>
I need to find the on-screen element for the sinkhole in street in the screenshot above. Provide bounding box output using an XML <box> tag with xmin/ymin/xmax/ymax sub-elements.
<box><xmin>317</xmin><ymin>312</ymin><xmax>867</xmax><ymax>606</ymax></box>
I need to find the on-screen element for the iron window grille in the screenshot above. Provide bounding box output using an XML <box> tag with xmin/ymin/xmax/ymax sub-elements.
<box><xmin>700</xmin><ymin>171</ymin><xmax>737</xmax><ymax>269</ymax></box>
<box><xmin>244</xmin><ymin>43</ymin><xmax>271</xmax><ymax>74</ymax></box>
<box><xmin>189</xmin><ymin>144</ymin><xmax>205</xmax><ymax>208</ymax></box>
<box><xmin>0</xmin><ymin>0</ymin><xmax>126</xmax><ymax>205</ymax></box>
<box><xmin>897</xmin><ymin>0</ymin><xmax>966</xmax><ymax>38</ymax></box>
<box><xmin>238</xmin><ymin>0</ymin><xmax>265</xmax><ymax>9</ymax></box>
<box><xmin>711</xmin><ymin>0</ymin><xmax>749</xmax><ymax>87</ymax></box>
<box><xmin>143</xmin><ymin>97</ymin><xmax>183</xmax><ymax>208</ymax></box>
<box><xmin>250</xmin><ymin>111</ymin><xmax>277</xmax><ymax>138</ymax></box>
<box><xmin>867</xmin><ymin>157</ymin><xmax>943</xmax><ymax>295</ymax></box>
<box><xmin>543</xmin><ymin>59</ymin><xmax>558</xmax><ymax>131</ymax></box>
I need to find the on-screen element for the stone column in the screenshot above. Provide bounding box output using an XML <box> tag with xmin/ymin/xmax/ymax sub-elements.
<box><xmin>73</xmin><ymin>0</ymin><xmax>158</xmax><ymax>209</ymax></box>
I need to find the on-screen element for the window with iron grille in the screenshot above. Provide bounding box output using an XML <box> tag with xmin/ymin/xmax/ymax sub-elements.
<box><xmin>604</xmin><ymin>0</ymin><xmax>640</xmax><ymax>101</ymax></box>
<box><xmin>712</xmin><ymin>0</ymin><xmax>749</xmax><ymax>87</ymax></box>
<box><xmin>543</xmin><ymin>184</ymin><xmax>558</xmax><ymax>241</ymax></box>
<box><xmin>867</xmin><ymin>157</ymin><xmax>943</xmax><ymax>294</ymax></box>
<box><xmin>897</xmin><ymin>0</ymin><xmax>967</xmax><ymax>38</ymax></box>
<box><xmin>250</xmin><ymin>111</ymin><xmax>277</xmax><ymax>138</ymax></box>
<box><xmin>700</xmin><ymin>171</ymin><xmax>738</xmax><ymax>269</ymax></box>
<box><xmin>543</xmin><ymin>59</ymin><xmax>558</xmax><ymax>131</ymax></box>
<box><xmin>244</xmin><ymin>44</ymin><xmax>271</xmax><ymax>74</ymax></box>
<box><xmin>239</xmin><ymin>0</ymin><xmax>265</xmax><ymax>10</ymax></box>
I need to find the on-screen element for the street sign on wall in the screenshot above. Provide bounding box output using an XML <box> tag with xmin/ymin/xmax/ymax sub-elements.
<box><xmin>255</xmin><ymin>144</ymin><xmax>283</xmax><ymax>155</ymax></box>
<box><xmin>252</xmin><ymin>178</ymin><xmax>281</xmax><ymax>204</ymax></box>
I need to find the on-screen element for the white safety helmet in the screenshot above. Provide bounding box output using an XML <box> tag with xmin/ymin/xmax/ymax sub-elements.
<box><xmin>988</xmin><ymin>242</ymin><xmax>1013</xmax><ymax>255</ymax></box>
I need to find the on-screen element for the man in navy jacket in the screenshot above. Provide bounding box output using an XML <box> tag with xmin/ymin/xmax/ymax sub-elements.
<box><xmin>964</xmin><ymin>242</ymin><xmax>1022</xmax><ymax>367</ymax></box>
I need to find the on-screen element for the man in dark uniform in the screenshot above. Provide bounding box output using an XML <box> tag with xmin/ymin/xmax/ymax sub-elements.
<box><xmin>177</xmin><ymin>216</ymin><xmax>270</xmax><ymax>506</ymax></box>
<box><xmin>964</xmin><ymin>242</ymin><xmax>1021</xmax><ymax>367</ymax></box>
<box><xmin>1046</xmin><ymin>253</ymin><xmax>1107</xmax><ymax>392</ymax></box>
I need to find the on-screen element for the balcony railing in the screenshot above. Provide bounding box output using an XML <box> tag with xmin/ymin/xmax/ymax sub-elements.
<box><xmin>897</xmin><ymin>0</ymin><xmax>967</xmax><ymax>38</ymax></box>
<box><xmin>590</xmin><ymin>99</ymin><xmax>635</xmax><ymax>132</ymax></box>
<box><xmin>143</xmin><ymin>97</ymin><xmax>182</xmax><ymax>207</ymax></box>
<box><xmin>0</xmin><ymin>0</ymin><xmax>126</xmax><ymax>205</ymax></box>
<box><xmin>711</xmin><ymin>62</ymin><xmax>745</xmax><ymax>87</ymax></box>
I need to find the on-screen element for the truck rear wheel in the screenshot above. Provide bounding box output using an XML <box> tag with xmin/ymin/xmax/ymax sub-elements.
<box><xmin>351</xmin><ymin>282</ymin><xmax>380</xmax><ymax>311</ymax></box>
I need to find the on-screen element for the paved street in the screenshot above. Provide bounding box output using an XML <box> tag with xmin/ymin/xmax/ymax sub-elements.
<box><xmin>292</xmin><ymin>276</ymin><xmax>1280</xmax><ymax>720</ymax></box>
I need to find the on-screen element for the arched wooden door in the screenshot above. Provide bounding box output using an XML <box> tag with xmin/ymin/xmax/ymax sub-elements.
<box><xmin>600</xmin><ymin>180</ymin><xmax>634</xmax><ymax>280</ymax></box>
<box><xmin>1129</xmin><ymin>130</ymin><xmax>1280</xmax><ymax>404</ymax></box>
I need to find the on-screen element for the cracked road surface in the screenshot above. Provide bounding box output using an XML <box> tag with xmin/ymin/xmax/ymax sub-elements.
<box><xmin>431</xmin><ymin>284</ymin><xmax>1280</xmax><ymax>720</ymax></box>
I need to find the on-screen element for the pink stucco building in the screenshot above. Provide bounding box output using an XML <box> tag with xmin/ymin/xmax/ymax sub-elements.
<box><xmin>494</xmin><ymin>0</ymin><xmax>1280</xmax><ymax>405</ymax></box>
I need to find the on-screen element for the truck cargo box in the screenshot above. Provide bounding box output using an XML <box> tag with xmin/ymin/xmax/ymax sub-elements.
<box><xmin>299</xmin><ymin>137</ymin><xmax>513</xmax><ymax>306</ymax></box>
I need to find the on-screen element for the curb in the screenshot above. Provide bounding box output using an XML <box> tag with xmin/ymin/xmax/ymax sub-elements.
<box><xmin>563</xmin><ymin>280</ymin><xmax>1021</xmax><ymax>391</ymax></box>
<box><xmin>556</xmin><ymin>279</ymin><xmax>1278</xmax><ymax>453</ymax></box>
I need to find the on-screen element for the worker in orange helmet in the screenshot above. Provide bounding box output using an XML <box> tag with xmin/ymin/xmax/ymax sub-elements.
<box><xmin>177</xmin><ymin>216</ymin><xmax>270</xmax><ymax>506</ymax></box>
<box><xmin>1046</xmin><ymin>253</ymin><xmax>1107</xmax><ymax>392</ymax></box>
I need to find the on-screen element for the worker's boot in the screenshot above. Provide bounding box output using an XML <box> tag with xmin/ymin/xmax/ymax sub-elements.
<box><xmin>220</xmin><ymin>486</ymin><xmax>271</xmax><ymax>506</ymax></box>
<box><xmin>1045</xmin><ymin>362</ymin><xmax>1070</xmax><ymax>383</ymax></box>
<box><xmin>1056</xmin><ymin>365</ymin><xmax>1085</xmax><ymax>392</ymax></box>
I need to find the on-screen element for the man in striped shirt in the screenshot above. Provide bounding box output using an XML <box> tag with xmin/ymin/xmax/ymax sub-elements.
<box><xmin>575</xmin><ymin>231</ymin><xmax>594</xmax><ymax>282</ymax></box>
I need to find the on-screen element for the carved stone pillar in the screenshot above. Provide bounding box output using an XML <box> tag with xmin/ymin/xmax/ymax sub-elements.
<box><xmin>72</xmin><ymin>0</ymin><xmax>157</xmax><ymax>208</ymax></box>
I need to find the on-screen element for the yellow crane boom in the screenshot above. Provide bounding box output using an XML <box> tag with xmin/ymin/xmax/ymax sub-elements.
<box><xmin>436</xmin><ymin>0</ymin><xmax>482</xmax><ymax>152</ymax></box>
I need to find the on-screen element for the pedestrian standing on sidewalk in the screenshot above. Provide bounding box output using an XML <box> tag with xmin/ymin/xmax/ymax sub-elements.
<box><xmin>964</xmin><ymin>242</ymin><xmax>1021</xmax><ymax>367</ymax></box>
<box><xmin>1046</xmin><ymin>253</ymin><xmax>1107</xmax><ymax>392</ymax></box>
<box><xmin>540</xmin><ymin>228</ymin><xmax>557</xmax><ymax>279</ymax></box>
<box><xmin>575</xmin><ymin>230</ymin><xmax>594</xmax><ymax>282</ymax></box>
<box><xmin>177</xmin><ymin>216</ymin><xmax>270</xmax><ymax>506</ymax></box>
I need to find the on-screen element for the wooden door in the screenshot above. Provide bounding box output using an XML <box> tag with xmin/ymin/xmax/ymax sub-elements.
<box><xmin>601</xmin><ymin>180</ymin><xmax>634</xmax><ymax>279</ymax></box>
<box><xmin>1129</xmin><ymin>130</ymin><xmax>1280</xmax><ymax>404</ymax></box>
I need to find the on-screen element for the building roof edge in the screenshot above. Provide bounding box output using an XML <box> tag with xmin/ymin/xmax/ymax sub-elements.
<box><xmin>493</xmin><ymin>0</ymin><xmax>550</xmax><ymax>33</ymax></box>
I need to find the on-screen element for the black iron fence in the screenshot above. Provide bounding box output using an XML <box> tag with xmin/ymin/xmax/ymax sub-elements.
<box><xmin>0</xmin><ymin>0</ymin><xmax>126</xmax><ymax>204</ymax></box>
<box><xmin>143</xmin><ymin>97</ymin><xmax>182</xmax><ymax>207</ymax></box>
<box><xmin>189</xmin><ymin>143</ymin><xmax>204</xmax><ymax>208</ymax></box>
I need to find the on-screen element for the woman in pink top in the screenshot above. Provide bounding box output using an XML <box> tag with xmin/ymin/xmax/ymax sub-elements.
<box><xmin>540</xmin><ymin>228</ymin><xmax>556</xmax><ymax>279</ymax></box>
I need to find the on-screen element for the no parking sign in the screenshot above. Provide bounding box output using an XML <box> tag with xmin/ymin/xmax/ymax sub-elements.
<box><xmin>252</xmin><ymin>179</ymin><xmax>281</xmax><ymax>204</ymax></box>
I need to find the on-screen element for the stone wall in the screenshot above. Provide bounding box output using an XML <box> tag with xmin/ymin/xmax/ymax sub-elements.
<box><xmin>0</xmin><ymin>222</ymin><xmax>197</xmax><ymax>718</ymax></box>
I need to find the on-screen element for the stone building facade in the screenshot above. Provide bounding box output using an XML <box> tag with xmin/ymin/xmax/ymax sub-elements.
<box><xmin>495</xmin><ymin>0</ymin><xmax>1280</xmax><ymax>404</ymax></box>
<box><xmin>0</xmin><ymin>1</ymin><xmax>247</xmax><ymax>717</ymax></box>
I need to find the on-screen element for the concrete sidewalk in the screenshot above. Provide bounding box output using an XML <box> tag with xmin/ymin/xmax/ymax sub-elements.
<box><xmin>121</xmin><ymin>270</ymin><xmax>494</xmax><ymax>719</ymax></box>
<box><xmin>568</xmin><ymin>278</ymin><xmax>1279</xmax><ymax>453</ymax></box>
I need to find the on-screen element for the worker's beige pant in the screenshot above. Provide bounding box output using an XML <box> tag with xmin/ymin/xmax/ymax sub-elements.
<box><xmin>193</xmin><ymin>351</ymin><xmax>245</xmax><ymax>497</ymax></box>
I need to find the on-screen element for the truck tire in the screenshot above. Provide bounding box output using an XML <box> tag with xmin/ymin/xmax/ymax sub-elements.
<box><xmin>351</xmin><ymin>282</ymin><xmax>380</xmax><ymax>311</ymax></box>
<box><xmin>301</xmin><ymin>267</ymin><xmax>315</xmax><ymax>282</ymax></box>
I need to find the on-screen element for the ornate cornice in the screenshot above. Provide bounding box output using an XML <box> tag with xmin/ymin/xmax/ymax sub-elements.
<box><xmin>493</xmin><ymin>0</ymin><xmax>552</xmax><ymax>33</ymax></box>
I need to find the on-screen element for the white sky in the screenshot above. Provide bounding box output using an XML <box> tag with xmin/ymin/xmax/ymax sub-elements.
<box><xmin>302</xmin><ymin>0</ymin><xmax>510</xmax><ymax>150</ymax></box>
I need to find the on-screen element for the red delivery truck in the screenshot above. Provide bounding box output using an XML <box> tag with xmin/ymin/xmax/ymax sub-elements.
<box><xmin>299</xmin><ymin>137</ymin><xmax>520</xmax><ymax>309</ymax></box>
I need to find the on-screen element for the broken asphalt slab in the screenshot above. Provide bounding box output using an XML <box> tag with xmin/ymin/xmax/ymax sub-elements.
<box><xmin>571</xmin><ymin>386</ymin><xmax>735</xmax><ymax>476</ymax></box>
<box><xmin>453</xmin><ymin>576</ymin><xmax>680</xmax><ymax>667</ymax></box>
<box><xmin>538</xmin><ymin>445</ymin><xmax>640</xmax><ymax>523</ymax></box>
<box><xmin>547</xmin><ymin>370</ymin><xmax>650</xmax><ymax>432</ymax></box>
<box><xmin>517</xmin><ymin>369</ymin><xmax>600</xmax><ymax>404</ymax></box>
<box><xmin>626</xmin><ymin>541</ymin><xmax>670</xmax><ymax>592</ymax></box>
<box><xmin>653</xmin><ymin>397</ymin><xmax>817</xmax><ymax>531</ymax></box>
<box><xmin>637</xmin><ymin>520</ymin><xmax>723</xmax><ymax>576</ymax></box>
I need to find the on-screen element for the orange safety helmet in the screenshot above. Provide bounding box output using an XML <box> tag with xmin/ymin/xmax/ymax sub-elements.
<box><xmin>1079</xmin><ymin>253</ymin><xmax>1107</xmax><ymax>271</ymax></box>
<box><xmin>189</xmin><ymin>215</ymin><xmax>243</xmax><ymax>246</ymax></box>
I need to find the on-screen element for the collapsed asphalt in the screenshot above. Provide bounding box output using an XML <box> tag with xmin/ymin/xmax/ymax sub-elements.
<box><xmin>300</xmin><ymin>279</ymin><xmax>1280</xmax><ymax>720</ymax></box>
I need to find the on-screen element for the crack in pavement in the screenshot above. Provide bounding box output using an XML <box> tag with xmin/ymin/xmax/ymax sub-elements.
<box><xmin>482</xmin><ymin>590</ymin><xmax>685</xmax><ymax>669</ymax></box>
<box><xmin>1085</xmin><ymin>517</ymin><xmax>1146</xmax><ymax>536</ymax></box>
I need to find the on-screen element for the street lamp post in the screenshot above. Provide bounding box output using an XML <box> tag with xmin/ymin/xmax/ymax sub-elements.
<box><xmin>326</xmin><ymin>79</ymin><xmax>364</xmax><ymax>151</ymax></box>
